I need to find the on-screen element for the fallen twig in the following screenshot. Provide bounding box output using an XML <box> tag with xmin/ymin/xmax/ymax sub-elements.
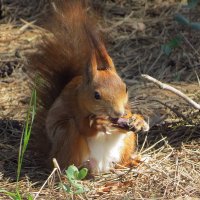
<box><xmin>33</xmin><ymin>158</ymin><xmax>67</xmax><ymax>200</ymax></box>
<box><xmin>33</xmin><ymin>167</ymin><xmax>57</xmax><ymax>200</ymax></box>
<box><xmin>141</xmin><ymin>74</ymin><xmax>200</xmax><ymax>110</ymax></box>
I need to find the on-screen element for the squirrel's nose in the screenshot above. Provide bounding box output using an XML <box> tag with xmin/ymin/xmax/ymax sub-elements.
<box><xmin>113</xmin><ymin>110</ymin><xmax>124</xmax><ymax>118</ymax></box>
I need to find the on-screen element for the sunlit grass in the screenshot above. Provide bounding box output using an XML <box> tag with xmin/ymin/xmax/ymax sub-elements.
<box><xmin>0</xmin><ymin>89</ymin><xmax>36</xmax><ymax>200</ymax></box>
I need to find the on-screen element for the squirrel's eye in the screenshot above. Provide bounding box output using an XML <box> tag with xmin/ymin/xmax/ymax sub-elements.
<box><xmin>94</xmin><ymin>91</ymin><xmax>101</xmax><ymax>100</ymax></box>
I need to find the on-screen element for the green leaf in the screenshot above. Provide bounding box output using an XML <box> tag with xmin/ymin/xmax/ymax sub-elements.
<box><xmin>190</xmin><ymin>22</ymin><xmax>200</xmax><ymax>30</ymax></box>
<box><xmin>63</xmin><ymin>165</ymin><xmax>89</xmax><ymax>195</ymax></box>
<box><xmin>187</xmin><ymin>0</ymin><xmax>199</xmax><ymax>8</ymax></box>
<box><xmin>66</xmin><ymin>165</ymin><xmax>79</xmax><ymax>180</ymax></box>
<box><xmin>174</xmin><ymin>14</ymin><xmax>190</xmax><ymax>26</ymax></box>
<box><xmin>60</xmin><ymin>183</ymin><xmax>72</xmax><ymax>193</ymax></box>
<box><xmin>27</xmin><ymin>194</ymin><xmax>34</xmax><ymax>200</ymax></box>
<box><xmin>71</xmin><ymin>181</ymin><xmax>83</xmax><ymax>189</ymax></box>
<box><xmin>0</xmin><ymin>189</ymin><xmax>24</xmax><ymax>200</ymax></box>
<box><xmin>17</xmin><ymin>89</ymin><xmax>37</xmax><ymax>183</ymax></box>
<box><xmin>75</xmin><ymin>187</ymin><xmax>87</xmax><ymax>194</ymax></box>
<box><xmin>161</xmin><ymin>36</ymin><xmax>182</xmax><ymax>56</ymax></box>
<box><xmin>77</xmin><ymin>168</ymin><xmax>88</xmax><ymax>180</ymax></box>
<box><xmin>0</xmin><ymin>190</ymin><xmax>17</xmax><ymax>198</ymax></box>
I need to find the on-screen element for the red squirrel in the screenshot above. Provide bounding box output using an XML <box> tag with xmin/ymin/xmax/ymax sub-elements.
<box><xmin>28</xmin><ymin>0</ymin><xmax>149</xmax><ymax>173</ymax></box>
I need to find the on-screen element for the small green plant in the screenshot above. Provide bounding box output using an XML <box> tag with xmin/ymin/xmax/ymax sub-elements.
<box><xmin>162</xmin><ymin>0</ymin><xmax>200</xmax><ymax>56</ymax></box>
<box><xmin>60</xmin><ymin>165</ymin><xmax>88</xmax><ymax>194</ymax></box>
<box><xmin>0</xmin><ymin>89</ymin><xmax>36</xmax><ymax>200</ymax></box>
<box><xmin>0</xmin><ymin>190</ymin><xmax>34</xmax><ymax>200</ymax></box>
<box><xmin>17</xmin><ymin>89</ymin><xmax>37</xmax><ymax>183</ymax></box>
<box><xmin>161</xmin><ymin>35</ymin><xmax>183</xmax><ymax>56</ymax></box>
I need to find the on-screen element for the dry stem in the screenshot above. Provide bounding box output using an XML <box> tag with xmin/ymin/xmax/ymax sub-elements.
<box><xmin>141</xmin><ymin>74</ymin><xmax>200</xmax><ymax>110</ymax></box>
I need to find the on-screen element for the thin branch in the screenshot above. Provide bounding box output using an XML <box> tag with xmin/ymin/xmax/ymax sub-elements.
<box><xmin>141</xmin><ymin>74</ymin><xmax>200</xmax><ymax>110</ymax></box>
<box><xmin>34</xmin><ymin>168</ymin><xmax>57</xmax><ymax>200</ymax></box>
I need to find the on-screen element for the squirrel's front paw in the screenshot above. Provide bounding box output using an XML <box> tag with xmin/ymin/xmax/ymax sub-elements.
<box><xmin>129</xmin><ymin>114</ymin><xmax>149</xmax><ymax>132</ymax></box>
<box><xmin>89</xmin><ymin>115</ymin><xmax>111</xmax><ymax>132</ymax></box>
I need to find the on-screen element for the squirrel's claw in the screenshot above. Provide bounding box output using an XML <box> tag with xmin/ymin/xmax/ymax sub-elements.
<box><xmin>129</xmin><ymin>114</ymin><xmax>149</xmax><ymax>132</ymax></box>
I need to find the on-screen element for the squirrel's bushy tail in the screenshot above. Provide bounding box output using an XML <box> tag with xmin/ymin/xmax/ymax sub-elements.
<box><xmin>30</xmin><ymin>0</ymin><xmax>101</xmax><ymax>110</ymax></box>
<box><xmin>28</xmin><ymin>0</ymin><xmax>104</xmax><ymax>156</ymax></box>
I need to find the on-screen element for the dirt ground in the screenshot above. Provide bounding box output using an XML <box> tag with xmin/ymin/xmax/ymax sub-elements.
<box><xmin>0</xmin><ymin>0</ymin><xmax>200</xmax><ymax>199</ymax></box>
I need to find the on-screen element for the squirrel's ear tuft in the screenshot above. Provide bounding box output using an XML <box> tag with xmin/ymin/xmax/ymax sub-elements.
<box><xmin>84</xmin><ymin>53</ymin><xmax>98</xmax><ymax>83</ymax></box>
<box><xmin>96</xmin><ymin>45</ymin><xmax>116</xmax><ymax>72</ymax></box>
<box><xmin>104</xmin><ymin>53</ymin><xmax>116</xmax><ymax>72</ymax></box>
<box><xmin>91</xmin><ymin>53</ymin><xmax>98</xmax><ymax>76</ymax></box>
<box><xmin>83</xmin><ymin>46</ymin><xmax>116</xmax><ymax>83</ymax></box>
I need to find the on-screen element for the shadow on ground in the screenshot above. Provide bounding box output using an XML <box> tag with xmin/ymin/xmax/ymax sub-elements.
<box><xmin>138</xmin><ymin>120</ymin><xmax>200</xmax><ymax>150</ymax></box>
<box><xmin>0</xmin><ymin>119</ymin><xmax>49</xmax><ymax>185</ymax></box>
<box><xmin>1</xmin><ymin>117</ymin><xmax>200</xmax><ymax>185</ymax></box>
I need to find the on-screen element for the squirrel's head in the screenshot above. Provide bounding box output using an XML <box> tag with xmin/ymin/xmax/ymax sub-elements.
<box><xmin>80</xmin><ymin>49</ymin><xmax>128</xmax><ymax>118</ymax></box>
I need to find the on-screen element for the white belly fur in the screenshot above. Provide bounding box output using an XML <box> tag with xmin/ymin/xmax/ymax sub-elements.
<box><xmin>87</xmin><ymin>131</ymin><xmax>127</xmax><ymax>173</ymax></box>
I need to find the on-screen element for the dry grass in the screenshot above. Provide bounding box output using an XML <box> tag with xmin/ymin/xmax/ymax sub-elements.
<box><xmin>0</xmin><ymin>0</ymin><xmax>200</xmax><ymax>199</ymax></box>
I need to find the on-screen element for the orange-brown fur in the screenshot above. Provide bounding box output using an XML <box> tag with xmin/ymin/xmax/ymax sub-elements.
<box><xmin>28</xmin><ymin>0</ymin><xmax>148</xmax><ymax>172</ymax></box>
<box><xmin>120</xmin><ymin>133</ymin><xmax>136</xmax><ymax>166</ymax></box>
